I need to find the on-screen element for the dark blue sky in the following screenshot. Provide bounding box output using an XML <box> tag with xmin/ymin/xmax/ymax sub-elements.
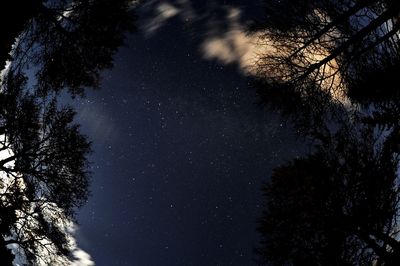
<box><xmin>72</xmin><ymin>1</ymin><xmax>303</xmax><ymax>265</ymax></box>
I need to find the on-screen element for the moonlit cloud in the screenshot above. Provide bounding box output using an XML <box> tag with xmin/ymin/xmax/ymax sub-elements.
<box><xmin>142</xmin><ymin>1</ymin><xmax>349</xmax><ymax>104</ymax></box>
<box><xmin>71</xmin><ymin>249</ymin><xmax>95</xmax><ymax>266</ymax></box>
<box><xmin>142</xmin><ymin>1</ymin><xmax>180</xmax><ymax>36</ymax></box>
<box><xmin>66</xmin><ymin>223</ymin><xmax>95</xmax><ymax>266</ymax></box>
<box><xmin>141</xmin><ymin>0</ymin><xmax>196</xmax><ymax>37</ymax></box>
<box><xmin>8</xmin><ymin>205</ymin><xmax>96</xmax><ymax>266</ymax></box>
<box><xmin>201</xmin><ymin>7</ymin><xmax>270</xmax><ymax>76</ymax></box>
<box><xmin>200</xmin><ymin>7</ymin><xmax>349</xmax><ymax>104</ymax></box>
<box><xmin>0</xmin><ymin>60</ymin><xmax>12</xmax><ymax>86</ymax></box>
<box><xmin>141</xmin><ymin>2</ymin><xmax>268</xmax><ymax>76</ymax></box>
<box><xmin>142</xmin><ymin>1</ymin><xmax>266</xmax><ymax>75</ymax></box>
<box><xmin>9</xmin><ymin>214</ymin><xmax>95</xmax><ymax>266</ymax></box>
<box><xmin>68</xmin><ymin>225</ymin><xmax>95</xmax><ymax>266</ymax></box>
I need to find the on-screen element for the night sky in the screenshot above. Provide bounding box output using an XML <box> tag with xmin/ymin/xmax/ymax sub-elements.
<box><xmin>69</xmin><ymin>1</ymin><xmax>304</xmax><ymax>265</ymax></box>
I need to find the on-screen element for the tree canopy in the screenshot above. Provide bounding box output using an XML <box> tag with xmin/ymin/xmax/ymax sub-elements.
<box><xmin>0</xmin><ymin>0</ymin><xmax>136</xmax><ymax>264</ymax></box>
<box><xmin>0</xmin><ymin>72</ymin><xmax>91</xmax><ymax>265</ymax></box>
<box><xmin>257</xmin><ymin>125</ymin><xmax>400</xmax><ymax>265</ymax></box>
<box><xmin>1</xmin><ymin>0</ymin><xmax>136</xmax><ymax>96</ymax></box>
<box><xmin>255</xmin><ymin>0</ymin><xmax>400</xmax><ymax>128</ymax></box>
<box><xmin>255</xmin><ymin>1</ymin><xmax>400</xmax><ymax>265</ymax></box>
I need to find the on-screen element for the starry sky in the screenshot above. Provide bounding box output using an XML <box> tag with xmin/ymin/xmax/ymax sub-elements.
<box><xmin>69</xmin><ymin>1</ymin><xmax>304</xmax><ymax>265</ymax></box>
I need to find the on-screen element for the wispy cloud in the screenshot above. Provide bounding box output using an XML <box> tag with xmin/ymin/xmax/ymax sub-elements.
<box><xmin>71</xmin><ymin>249</ymin><xmax>95</xmax><ymax>266</ymax></box>
<box><xmin>75</xmin><ymin>102</ymin><xmax>119</xmax><ymax>144</ymax></box>
<box><xmin>141</xmin><ymin>1</ymin><xmax>268</xmax><ymax>75</ymax></box>
<box><xmin>200</xmin><ymin>6</ymin><xmax>349</xmax><ymax>103</ymax></box>
<box><xmin>141</xmin><ymin>0</ymin><xmax>349</xmax><ymax>103</ymax></box>
<box><xmin>142</xmin><ymin>2</ymin><xmax>180</xmax><ymax>36</ymax></box>
<box><xmin>141</xmin><ymin>0</ymin><xmax>196</xmax><ymax>36</ymax></box>
<box><xmin>200</xmin><ymin>7</ymin><xmax>270</xmax><ymax>76</ymax></box>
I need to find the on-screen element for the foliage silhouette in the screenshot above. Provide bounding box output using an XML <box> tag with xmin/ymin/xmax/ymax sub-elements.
<box><xmin>254</xmin><ymin>0</ymin><xmax>400</xmax><ymax>126</ymax></box>
<box><xmin>257</xmin><ymin>125</ymin><xmax>400</xmax><ymax>265</ymax></box>
<box><xmin>1</xmin><ymin>0</ymin><xmax>136</xmax><ymax>96</ymax></box>
<box><xmin>0</xmin><ymin>71</ymin><xmax>91</xmax><ymax>264</ymax></box>
<box><xmin>0</xmin><ymin>1</ymin><xmax>42</xmax><ymax>69</ymax></box>
<box><xmin>0</xmin><ymin>0</ymin><xmax>136</xmax><ymax>264</ymax></box>
<box><xmin>255</xmin><ymin>1</ymin><xmax>400</xmax><ymax>265</ymax></box>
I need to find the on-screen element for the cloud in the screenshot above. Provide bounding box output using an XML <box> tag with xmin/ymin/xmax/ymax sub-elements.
<box><xmin>0</xmin><ymin>36</ymin><xmax>22</xmax><ymax>88</ymax></box>
<box><xmin>9</xmin><ymin>206</ymin><xmax>96</xmax><ymax>266</ymax></box>
<box><xmin>142</xmin><ymin>0</ymin><xmax>350</xmax><ymax>107</ymax></box>
<box><xmin>141</xmin><ymin>0</ymin><xmax>196</xmax><ymax>37</ymax></box>
<box><xmin>200</xmin><ymin>6</ymin><xmax>349</xmax><ymax>104</ymax></box>
<box><xmin>71</xmin><ymin>249</ymin><xmax>95</xmax><ymax>266</ymax></box>
<box><xmin>141</xmin><ymin>2</ymin><xmax>269</xmax><ymax>76</ymax></box>
<box><xmin>141</xmin><ymin>1</ymin><xmax>349</xmax><ymax>103</ymax></box>
<box><xmin>0</xmin><ymin>60</ymin><xmax>12</xmax><ymax>87</ymax></box>
<box><xmin>200</xmin><ymin>7</ymin><xmax>270</xmax><ymax>76</ymax></box>
<box><xmin>75</xmin><ymin>102</ymin><xmax>119</xmax><ymax>144</ymax></box>
<box><xmin>0</xmin><ymin>142</ymin><xmax>95</xmax><ymax>266</ymax></box>
<box><xmin>5</xmin><ymin>203</ymin><xmax>95</xmax><ymax>266</ymax></box>
<box><xmin>142</xmin><ymin>1</ymin><xmax>180</xmax><ymax>36</ymax></box>
<box><xmin>68</xmin><ymin>224</ymin><xmax>95</xmax><ymax>266</ymax></box>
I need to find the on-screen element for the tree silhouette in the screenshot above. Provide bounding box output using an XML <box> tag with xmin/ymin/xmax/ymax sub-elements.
<box><xmin>1</xmin><ymin>0</ymin><xmax>136</xmax><ymax>96</ymax></box>
<box><xmin>255</xmin><ymin>0</ymin><xmax>400</xmax><ymax>122</ymax></box>
<box><xmin>254</xmin><ymin>1</ymin><xmax>400</xmax><ymax>265</ymax></box>
<box><xmin>0</xmin><ymin>0</ymin><xmax>136</xmax><ymax>264</ymax></box>
<box><xmin>257</xmin><ymin>125</ymin><xmax>400</xmax><ymax>265</ymax></box>
<box><xmin>0</xmin><ymin>71</ymin><xmax>91</xmax><ymax>264</ymax></box>
<box><xmin>0</xmin><ymin>1</ymin><xmax>42</xmax><ymax>70</ymax></box>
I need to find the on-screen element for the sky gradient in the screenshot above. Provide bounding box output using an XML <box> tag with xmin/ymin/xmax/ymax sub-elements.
<box><xmin>71</xmin><ymin>1</ymin><xmax>304</xmax><ymax>265</ymax></box>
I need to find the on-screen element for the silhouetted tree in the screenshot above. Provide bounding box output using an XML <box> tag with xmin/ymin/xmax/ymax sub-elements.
<box><xmin>255</xmin><ymin>0</ymin><xmax>400</xmax><ymax>124</ymax></box>
<box><xmin>1</xmin><ymin>0</ymin><xmax>136</xmax><ymax>96</ymax></box>
<box><xmin>0</xmin><ymin>1</ymin><xmax>42</xmax><ymax>69</ymax></box>
<box><xmin>0</xmin><ymin>71</ymin><xmax>91</xmax><ymax>264</ymax></box>
<box><xmin>255</xmin><ymin>1</ymin><xmax>400</xmax><ymax>265</ymax></box>
<box><xmin>257</xmin><ymin>125</ymin><xmax>400</xmax><ymax>265</ymax></box>
<box><xmin>0</xmin><ymin>1</ymin><xmax>137</xmax><ymax>263</ymax></box>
